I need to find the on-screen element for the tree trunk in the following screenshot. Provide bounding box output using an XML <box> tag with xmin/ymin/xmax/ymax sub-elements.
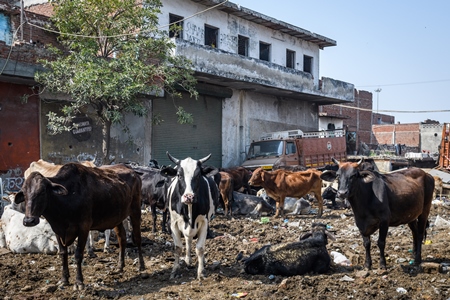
<box><xmin>102</xmin><ymin>119</ymin><xmax>112</xmax><ymax>165</ymax></box>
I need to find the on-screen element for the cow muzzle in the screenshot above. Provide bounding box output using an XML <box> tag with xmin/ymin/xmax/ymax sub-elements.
<box><xmin>23</xmin><ymin>216</ymin><xmax>40</xmax><ymax>227</ymax></box>
<box><xmin>182</xmin><ymin>193</ymin><xmax>195</xmax><ymax>204</ymax></box>
<box><xmin>336</xmin><ymin>190</ymin><xmax>348</xmax><ymax>200</ymax></box>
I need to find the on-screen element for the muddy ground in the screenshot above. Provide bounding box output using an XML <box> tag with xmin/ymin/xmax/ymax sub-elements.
<box><xmin>1</xmin><ymin>199</ymin><xmax>450</xmax><ymax>300</ymax></box>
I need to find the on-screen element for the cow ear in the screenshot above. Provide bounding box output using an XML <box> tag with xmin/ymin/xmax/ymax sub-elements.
<box><xmin>360</xmin><ymin>170</ymin><xmax>375</xmax><ymax>183</ymax></box>
<box><xmin>14</xmin><ymin>191</ymin><xmax>25</xmax><ymax>204</ymax></box>
<box><xmin>300</xmin><ymin>232</ymin><xmax>312</xmax><ymax>240</ymax></box>
<box><xmin>202</xmin><ymin>166</ymin><xmax>218</xmax><ymax>177</ymax></box>
<box><xmin>160</xmin><ymin>167</ymin><xmax>177</xmax><ymax>177</ymax></box>
<box><xmin>320</xmin><ymin>170</ymin><xmax>337</xmax><ymax>182</ymax></box>
<box><xmin>51</xmin><ymin>183</ymin><xmax>68</xmax><ymax>196</ymax></box>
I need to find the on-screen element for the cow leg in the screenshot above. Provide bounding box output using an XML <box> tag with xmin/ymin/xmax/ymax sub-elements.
<box><xmin>362</xmin><ymin>235</ymin><xmax>372</xmax><ymax>270</ymax></box>
<box><xmin>184</xmin><ymin>235</ymin><xmax>193</xmax><ymax>266</ymax></box>
<box><xmin>195</xmin><ymin>224</ymin><xmax>208</xmax><ymax>280</ymax></box>
<box><xmin>56</xmin><ymin>237</ymin><xmax>70</xmax><ymax>286</ymax></box>
<box><xmin>162</xmin><ymin>209</ymin><xmax>169</xmax><ymax>233</ymax></box>
<box><xmin>114</xmin><ymin>223</ymin><xmax>127</xmax><ymax>272</ymax></box>
<box><xmin>151</xmin><ymin>203</ymin><xmax>158</xmax><ymax>233</ymax></box>
<box><xmin>316</xmin><ymin>192</ymin><xmax>323</xmax><ymax>218</ymax></box>
<box><xmin>86</xmin><ymin>231</ymin><xmax>97</xmax><ymax>258</ymax></box>
<box><xmin>170</xmin><ymin>227</ymin><xmax>183</xmax><ymax>279</ymax></box>
<box><xmin>409</xmin><ymin>217</ymin><xmax>426</xmax><ymax>264</ymax></box>
<box><xmin>377</xmin><ymin>223</ymin><xmax>388</xmax><ymax>269</ymax></box>
<box><xmin>104</xmin><ymin>229</ymin><xmax>111</xmax><ymax>253</ymax></box>
<box><xmin>74</xmin><ymin>232</ymin><xmax>89</xmax><ymax>290</ymax></box>
<box><xmin>129</xmin><ymin>213</ymin><xmax>145</xmax><ymax>271</ymax></box>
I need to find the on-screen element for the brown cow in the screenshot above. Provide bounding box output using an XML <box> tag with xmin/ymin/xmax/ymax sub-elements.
<box><xmin>15</xmin><ymin>163</ymin><xmax>145</xmax><ymax>290</ymax></box>
<box><xmin>220</xmin><ymin>166</ymin><xmax>252</xmax><ymax>194</ymax></box>
<box><xmin>218</xmin><ymin>171</ymin><xmax>234</xmax><ymax>215</ymax></box>
<box><xmin>248</xmin><ymin>167</ymin><xmax>323</xmax><ymax>217</ymax></box>
<box><xmin>24</xmin><ymin>159</ymin><xmax>96</xmax><ymax>179</ymax></box>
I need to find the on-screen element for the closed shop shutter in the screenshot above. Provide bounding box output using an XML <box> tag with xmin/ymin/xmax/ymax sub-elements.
<box><xmin>152</xmin><ymin>93</ymin><xmax>222</xmax><ymax>168</ymax></box>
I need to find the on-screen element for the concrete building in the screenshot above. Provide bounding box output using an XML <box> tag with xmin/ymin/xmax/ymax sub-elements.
<box><xmin>1</xmin><ymin>0</ymin><xmax>355</xmax><ymax>190</ymax></box>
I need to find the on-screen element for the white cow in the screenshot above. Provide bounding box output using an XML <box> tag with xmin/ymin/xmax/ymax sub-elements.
<box><xmin>0</xmin><ymin>204</ymin><xmax>58</xmax><ymax>254</ymax></box>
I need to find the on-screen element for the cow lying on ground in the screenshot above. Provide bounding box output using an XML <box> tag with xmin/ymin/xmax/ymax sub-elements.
<box><xmin>320</xmin><ymin>158</ymin><xmax>434</xmax><ymax>269</ymax></box>
<box><xmin>15</xmin><ymin>163</ymin><xmax>145</xmax><ymax>290</ymax></box>
<box><xmin>243</xmin><ymin>223</ymin><xmax>334</xmax><ymax>275</ymax></box>
<box><xmin>248</xmin><ymin>168</ymin><xmax>324</xmax><ymax>217</ymax></box>
<box><xmin>256</xmin><ymin>188</ymin><xmax>310</xmax><ymax>215</ymax></box>
<box><xmin>231</xmin><ymin>191</ymin><xmax>275</xmax><ymax>216</ymax></box>
<box><xmin>0</xmin><ymin>204</ymin><xmax>59</xmax><ymax>254</ymax></box>
<box><xmin>162</xmin><ymin>152</ymin><xmax>218</xmax><ymax>280</ymax></box>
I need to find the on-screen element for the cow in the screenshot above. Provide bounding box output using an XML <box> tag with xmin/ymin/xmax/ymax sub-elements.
<box><xmin>320</xmin><ymin>158</ymin><xmax>434</xmax><ymax>270</ymax></box>
<box><xmin>14</xmin><ymin>163</ymin><xmax>145</xmax><ymax>290</ymax></box>
<box><xmin>220</xmin><ymin>166</ymin><xmax>252</xmax><ymax>194</ymax></box>
<box><xmin>243</xmin><ymin>223</ymin><xmax>334</xmax><ymax>276</ymax></box>
<box><xmin>231</xmin><ymin>191</ymin><xmax>275</xmax><ymax>216</ymax></box>
<box><xmin>131</xmin><ymin>165</ymin><xmax>172</xmax><ymax>233</ymax></box>
<box><xmin>218</xmin><ymin>171</ymin><xmax>234</xmax><ymax>215</ymax></box>
<box><xmin>248</xmin><ymin>168</ymin><xmax>324</xmax><ymax>217</ymax></box>
<box><xmin>23</xmin><ymin>159</ymin><xmax>109</xmax><ymax>256</ymax></box>
<box><xmin>161</xmin><ymin>152</ymin><xmax>218</xmax><ymax>280</ymax></box>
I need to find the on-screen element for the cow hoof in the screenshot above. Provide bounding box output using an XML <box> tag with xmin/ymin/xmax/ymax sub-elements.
<box><xmin>88</xmin><ymin>251</ymin><xmax>97</xmax><ymax>258</ymax></box>
<box><xmin>73</xmin><ymin>282</ymin><xmax>85</xmax><ymax>291</ymax></box>
<box><xmin>57</xmin><ymin>280</ymin><xmax>69</xmax><ymax>287</ymax></box>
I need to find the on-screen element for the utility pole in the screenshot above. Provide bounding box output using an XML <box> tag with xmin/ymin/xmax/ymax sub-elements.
<box><xmin>374</xmin><ymin>88</ymin><xmax>382</xmax><ymax>114</ymax></box>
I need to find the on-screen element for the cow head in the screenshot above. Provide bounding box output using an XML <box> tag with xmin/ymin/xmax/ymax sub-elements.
<box><xmin>320</xmin><ymin>158</ymin><xmax>376</xmax><ymax>200</ymax></box>
<box><xmin>248</xmin><ymin>167</ymin><xmax>264</xmax><ymax>186</ymax></box>
<box><xmin>164</xmin><ymin>152</ymin><xmax>217</xmax><ymax>205</ymax></box>
<box><xmin>15</xmin><ymin>172</ymin><xmax>68</xmax><ymax>227</ymax></box>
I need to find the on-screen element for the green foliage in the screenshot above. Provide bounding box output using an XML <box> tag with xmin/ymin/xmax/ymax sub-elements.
<box><xmin>36</xmin><ymin>0</ymin><xmax>198</xmax><ymax>158</ymax></box>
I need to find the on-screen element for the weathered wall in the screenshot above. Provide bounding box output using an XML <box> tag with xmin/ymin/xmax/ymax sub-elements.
<box><xmin>420</xmin><ymin>123</ymin><xmax>443</xmax><ymax>154</ymax></box>
<box><xmin>372</xmin><ymin>123</ymin><xmax>420</xmax><ymax>147</ymax></box>
<box><xmin>222</xmin><ymin>90</ymin><xmax>318</xmax><ymax>167</ymax></box>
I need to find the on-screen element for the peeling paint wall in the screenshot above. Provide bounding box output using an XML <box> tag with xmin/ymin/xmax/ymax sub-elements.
<box><xmin>160</xmin><ymin>0</ymin><xmax>321</xmax><ymax>84</ymax></box>
<box><xmin>222</xmin><ymin>90</ymin><xmax>318</xmax><ymax>167</ymax></box>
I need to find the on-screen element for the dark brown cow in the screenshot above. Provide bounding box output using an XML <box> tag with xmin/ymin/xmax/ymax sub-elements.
<box><xmin>220</xmin><ymin>166</ymin><xmax>252</xmax><ymax>194</ymax></box>
<box><xmin>218</xmin><ymin>171</ymin><xmax>234</xmax><ymax>215</ymax></box>
<box><xmin>15</xmin><ymin>163</ymin><xmax>145</xmax><ymax>290</ymax></box>
<box><xmin>248</xmin><ymin>167</ymin><xmax>323</xmax><ymax>217</ymax></box>
<box><xmin>320</xmin><ymin>158</ymin><xmax>434</xmax><ymax>269</ymax></box>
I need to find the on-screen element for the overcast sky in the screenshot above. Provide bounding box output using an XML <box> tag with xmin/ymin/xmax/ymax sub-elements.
<box><xmin>234</xmin><ymin>0</ymin><xmax>450</xmax><ymax>124</ymax></box>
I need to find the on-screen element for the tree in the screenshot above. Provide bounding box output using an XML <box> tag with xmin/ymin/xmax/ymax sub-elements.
<box><xmin>35</xmin><ymin>0</ymin><xmax>198</xmax><ymax>164</ymax></box>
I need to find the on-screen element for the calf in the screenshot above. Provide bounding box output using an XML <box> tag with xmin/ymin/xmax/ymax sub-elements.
<box><xmin>162</xmin><ymin>152</ymin><xmax>218</xmax><ymax>280</ymax></box>
<box><xmin>15</xmin><ymin>163</ymin><xmax>145</xmax><ymax>290</ymax></box>
<box><xmin>248</xmin><ymin>168</ymin><xmax>323</xmax><ymax>217</ymax></box>
<box><xmin>244</xmin><ymin>223</ymin><xmax>334</xmax><ymax>276</ymax></box>
<box><xmin>320</xmin><ymin>158</ymin><xmax>434</xmax><ymax>269</ymax></box>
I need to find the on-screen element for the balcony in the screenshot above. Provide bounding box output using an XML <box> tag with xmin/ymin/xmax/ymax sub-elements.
<box><xmin>173</xmin><ymin>39</ymin><xmax>354</xmax><ymax>105</ymax></box>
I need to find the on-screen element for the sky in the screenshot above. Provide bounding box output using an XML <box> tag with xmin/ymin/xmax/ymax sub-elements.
<box><xmin>234</xmin><ymin>0</ymin><xmax>450</xmax><ymax>124</ymax></box>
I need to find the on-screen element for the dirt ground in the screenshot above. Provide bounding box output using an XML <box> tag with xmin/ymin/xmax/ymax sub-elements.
<box><xmin>2</xmin><ymin>198</ymin><xmax>450</xmax><ymax>300</ymax></box>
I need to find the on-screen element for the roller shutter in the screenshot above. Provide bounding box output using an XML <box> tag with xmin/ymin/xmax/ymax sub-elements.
<box><xmin>152</xmin><ymin>93</ymin><xmax>222</xmax><ymax>168</ymax></box>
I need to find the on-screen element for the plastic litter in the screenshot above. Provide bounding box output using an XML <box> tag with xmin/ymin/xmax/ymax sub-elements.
<box><xmin>424</xmin><ymin>240</ymin><xmax>432</xmax><ymax>245</ymax></box>
<box><xmin>260</xmin><ymin>217</ymin><xmax>270</xmax><ymax>224</ymax></box>
<box><xmin>231</xmin><ymin>292</ymin><xmax>248</xmax><ymax>298</ymax></box>
<box><xmin>331</xmin><ymin>251</ymin><xmax>351</xmax><ymax>266</ymax></box>
<box><xmin>268</xmin><ymin>274</ymin><xmax>275</xmax><ymax>280</ymax></box>
<box><xmin>340</xmin><ymin>275</ymin><xmax>355</xmax><ymax>282</ymax></box>
<box><xmin>434</xmin><ymin>215</ymin><xmax>450</xmax><ymax>228</ymax></box>
<box><xmin>396</xmin><ymin>287</ymin><xmax>407</xmax><ymax>294</ymax></box>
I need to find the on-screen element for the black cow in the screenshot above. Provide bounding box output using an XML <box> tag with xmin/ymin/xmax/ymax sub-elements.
<box><xmin>320</xmin><ymin>158</ymin><xmax>434</xmax><ymax>270</ymax></box>
<box><xmin>161</xmin><ymin>152</ymin><xmax>219</xmax><ymax>280</ymax></box>
<box><xmin>322</xmin><ymin>185</ymin><xmax>338</xmax><ymax>209</ymax></box>
<box><xmin>244</xmin><ymin>223</ymin><xmax>334</xmax><ymax>275</ymax></box>
<box><xmin>131</xmin><ymin>165</ymin><xmax>172</xmax><ymax>233</ymax></box>
<box><xmin>15</xmin><ymin>163</ymin><xmax>145</xmax><ymax>290</ymax></box>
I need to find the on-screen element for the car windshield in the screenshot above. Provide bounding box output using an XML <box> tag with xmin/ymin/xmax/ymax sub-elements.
<box><xmin>247</xmin><ymin>141</ymin><xmax>284</xmax><ymax>159</ymax></box>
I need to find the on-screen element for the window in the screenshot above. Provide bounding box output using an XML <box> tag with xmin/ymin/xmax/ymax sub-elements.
<box><xmin>169</xmin><ymin>14</ymin><xmax>184</xmax><ymax>38</ymax></box>
<box><xmin>303</xmin><ymin>55</ymin><xmax>313</xmax><ymax>74</ymax></box>
<box><xmin>286</xmin><ymin>49</ymin><xmax>296</xmax><ymax>69</ymax></box>
<box><xmin>238</xmin><ymin>35</ymin><xmax>249</xmax><ymax>56</ymax></box>
<box><xmin>205</xmin><ymin>25</ymin><xmax>219</xmax><ymax>48</ymax></box>
<box><xmin>285</xmin><ymin>142</ymin><xmax>296</xmax><ymax>155</ymax></box>
<box><xmin>0</xmin><ymin>14</ymin><xmax>12</xmax><ymax>45</ymax></box>
<box><xmin>259</xmin><ymin>42</ymin><xmax>271</xmax><ymax>61</ymax></box>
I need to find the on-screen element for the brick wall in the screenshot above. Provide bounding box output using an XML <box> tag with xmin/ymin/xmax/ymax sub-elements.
<box><xmin>372</xmin><ymin>123</ymin><xmax>420</xmax><ymax>147</ymax></box>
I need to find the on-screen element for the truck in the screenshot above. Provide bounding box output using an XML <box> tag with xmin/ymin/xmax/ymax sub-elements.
<box><xmin>241</xmin><ymin>129</ymin><xmax>347</xmax><ymax>170</ymax></box>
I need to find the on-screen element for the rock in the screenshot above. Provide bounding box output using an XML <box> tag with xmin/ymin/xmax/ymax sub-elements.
<box><xmin>420</xmin><ymin>262</ymin><xmax>441</xmax><ymax>274</ymax></box>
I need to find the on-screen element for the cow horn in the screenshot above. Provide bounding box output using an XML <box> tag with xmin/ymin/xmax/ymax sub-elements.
<box><xmin>356</xmin><ymin>158</ymin><xmax>363</xmax><ymax>166</ymax></box>
<box><xmin>166</xmin><ymin>152</ymin><xmax>180</xmax><ymax>164</ymax></box>
<box><xmin>199</xmin><ymin>153</ymin><xmax>212</xmax><ymax>164</ymax></box>
<box><xmin>332</xmin><ymin>158</ymin><xmax>340</xmax><ymax>165</ymax></box>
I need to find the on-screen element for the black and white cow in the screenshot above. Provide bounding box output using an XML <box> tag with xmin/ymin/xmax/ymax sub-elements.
<box><xmin>161</xmin><ymin>152</ymin><xmax>218</xmax><ymax>280</ymax></box>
